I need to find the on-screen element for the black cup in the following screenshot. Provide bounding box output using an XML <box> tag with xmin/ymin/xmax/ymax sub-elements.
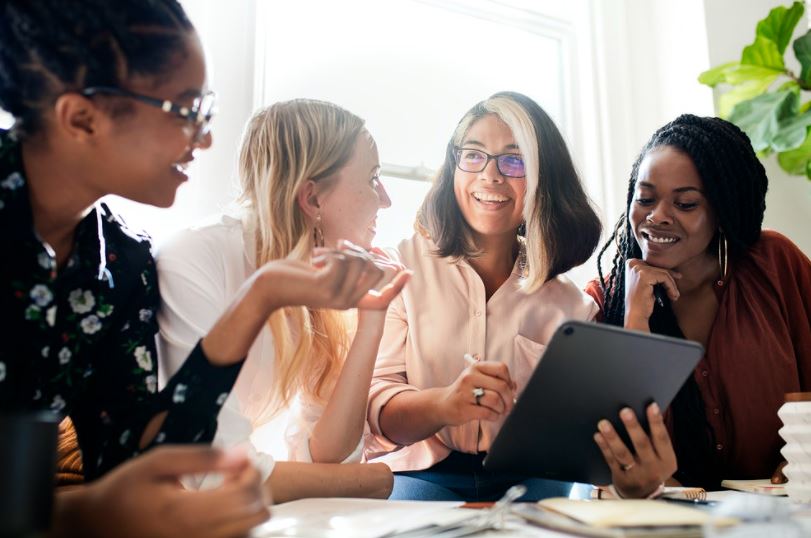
<box><xmin>0</xmin><ymin>412</ymin><xmax>59</xmax><ymax>538</ymax></box>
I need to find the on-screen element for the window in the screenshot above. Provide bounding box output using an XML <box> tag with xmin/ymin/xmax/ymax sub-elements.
<box><xmin>256</xmin><ymin>0</ymin><xmax>581</xmax><ymax>249</ymax></box>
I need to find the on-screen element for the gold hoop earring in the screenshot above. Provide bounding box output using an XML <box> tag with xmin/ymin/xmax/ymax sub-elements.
<box><xmin>717</xmin><ymin>230</ymin><xmax>728</xmax><ymax>287</ymax></box>
<box><xmin>313</xmin><ymin>212</ymin><xmax>324</xmax><ymax>248</ymax></box>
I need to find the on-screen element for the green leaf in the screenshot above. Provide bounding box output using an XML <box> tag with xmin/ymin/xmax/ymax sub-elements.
<box><xmin>778</xmin><ymin>128</ymin><xmax>811</xmax><ymax>174</ymax></box>
<box><xmin>794</xmin><ymin>30</ymin><xmax>811</xmax><ymax>85</ymax></box>
<box><xmin>698</xmin><ymin>61</ymin><xmax>739</xmax><ymax>86</ymax></box>
<box><xmin>806</xmin><ymin>160</ymin><xmax>811</xmax><ymax>180</ymax></box>
<box><xmin>773</xmin><ymin>110</ymin><xmax>811</xmax><ymax>151</ymax></box>
<box><xmin>728</xmin><ymin>90</ymin><xmax>797</xmax><ymax>151</ymax></box>
<box><xmin>742</xmin><ymin>35</ymin><xmax>785</xmax><ymax>70</ymax></box>
<box><xmin>755</xmin><ymin>1</ymin><xmax>805</xmax><ymax>54</ymax></box>
<box><xmin>725</xmin><ymin>64</ymin><xmax>785</xmax><ymax>84</ymax></box>
<box><xmin>718</xmin><ymin>74</ymin><xmax>779</xmax><ymax>118</ymax></box>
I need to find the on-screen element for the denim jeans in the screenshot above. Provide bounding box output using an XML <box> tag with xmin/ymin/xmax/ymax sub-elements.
<box><xmin>389</xmin><ymin>451</ymin><xmax>591</xmax><ymax>502</ymax></box>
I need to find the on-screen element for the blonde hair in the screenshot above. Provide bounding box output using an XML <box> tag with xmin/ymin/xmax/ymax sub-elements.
<box><xmin>237</xmin><ymin>99</ymin><xmax>365</xmax><ymax>415</ymax></box>
<box><xmin>418</xmin><ymin>91</ymin><xmax>600</xmax><ymax>292</ymax></box>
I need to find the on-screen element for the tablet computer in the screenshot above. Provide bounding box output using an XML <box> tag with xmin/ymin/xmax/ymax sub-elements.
<box><xmin>483</xmin><ymin>320</ymin><xmax>703</xmax><ymax>485</ymax></box>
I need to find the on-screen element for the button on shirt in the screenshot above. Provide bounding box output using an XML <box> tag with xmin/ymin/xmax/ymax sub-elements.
<box><xmin>366</xmin><ymin>233</ymin><xmax>599</xmax><ymax>472</ymax></box>
<box><xmin>0</xmin><ymin>130</ymin><xmax>242</xmax><ymax>479</ymax></box>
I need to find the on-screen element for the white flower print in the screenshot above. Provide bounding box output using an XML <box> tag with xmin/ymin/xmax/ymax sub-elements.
<box><xmin>96</xmin><ymin>304</ymin><xmax>114</xmax><ymax>318</ymax></box>
<box><xmin>0</xmin><ymin>171</ymin><xmax>23</xmax><ymax>190</ymax></box>
<box><xmin>155</xmin><ymin>432</ymin><xmax>166</xmax><ymax>443</ymax></box>
<box><xmin>0</xmin><ymin>361</ymin><xmax>5</xmax><ymax>382</ymax></box>
<box><xmin>37</xmin><ymin>251</ymin><xmax>52</xmax><ymax>270</ymax></box>
<box><xmin>145</xmin><ymin>375</ymin><xmax>157</xmax><ymax>394</ymax></box>
<box><xmin>80</xmin><ymin>315</ymin><xmax>102</xmax><ymax>335</ymax></box>
<box><xmin>138</xmin><ymin>308</ymin><xmax>153</xmax><ymax>323</ymax></box>
<box><xmin>173</xmin><ymin>383</ymin><xmax>188</xmax><ymax>403</ymax></box>
<box><xmin>134</xmin><ymin>346</ymin><xmax>153</xmax><ymax>371</ymax></box>
<box><xmin>50</xmin><ymin>395</ymin><xmax>66</xmax><ymax>412</ymax></box>
<box><xmin>216</xmin><ymin>392</ymin><xmax>228</xmax><ymax>406</ymax></box>
<box><xmin>41</xmin><ymin>346</ymin><xmax>50</xmax><ymax>358</ymax></box>
<box><xmin>29</xmin><ymin>285</ymin><xmax>53</xmax><ymax>307</ymax></box>
<box><xmin>46</xmin><ymin>306</ymin><xmax>56</xmax><ymax>327</ymax></box>
<box><xmin>58</xmin><ymin>347</ymin><xmax>72</xmax><ymax>365</ymax></box>
<box><xmin>119</xmin><ymin>430</ymin><xmax>131</xmax><ymax>446</ymax></box>
<box><xmin>68</xmin><ymin>289</ymin><xmax>96</xmax><ymax>314</ymax></box>
<box><xmin>141</xmin><ymin>272</ymin><xmax>148</xmax><ymax>287</ymax></box>
<box><xmin>33</xmin><ymin>389</ymin><xmax>42</xmax><ymax>400</ymax></box>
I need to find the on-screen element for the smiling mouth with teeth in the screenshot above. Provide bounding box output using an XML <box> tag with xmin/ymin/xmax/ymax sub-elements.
<box><xmin>472</xmin><ymin>192</ymin><xmax>509</xmax><ymax>203</ymax></box>
<box><xmin>642</xmin><ymin>231</ymin><xmax>679</xmax><ymax>244</ymax></box>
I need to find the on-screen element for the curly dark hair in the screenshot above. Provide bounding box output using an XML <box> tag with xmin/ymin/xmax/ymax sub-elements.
<box><xmin>0</xmin><ymin>0</ymin><xmax>193</xmax><ymax>136</ymax></box>
<box><xmin>597</xmin><ymin>114</ymin><xmax>768</xmax><ymax>326</ymax></box>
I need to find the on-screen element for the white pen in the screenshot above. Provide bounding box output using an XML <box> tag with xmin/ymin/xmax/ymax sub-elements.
<box><xmin>463</xmin><ymin>353</ymin><xmax>478</xmax><ymax>366</ymax></box>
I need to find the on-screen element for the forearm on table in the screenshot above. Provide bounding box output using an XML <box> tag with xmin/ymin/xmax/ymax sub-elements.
<box><xmin>378</xmin><ymin>388</ymin><xmax>447</xmax><ymax>446</ymax></box>
<box><xmin>309</xmin><ymin>310</ymin><xmax>385</xmax><ymax>463</ymax></box>
<box><xmin>268</xmin><ymin>461</ymin><xmax>393</xmax><ymax>502</ymax></box>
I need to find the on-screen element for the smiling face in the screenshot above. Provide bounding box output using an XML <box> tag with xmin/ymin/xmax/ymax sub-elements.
<box><xmin>629</xmin><ymin>146</ymin><xmax>717</xmax><ymax>271</ymax></box>
<box><xmin>453</xmin><ymin>114</ymin><xmax>526</xmax><ymax>243</ymax></box>
<box><xmin>93</xmin><ymin>32</ymin><xmax>213</xmax><ymax>207</ymax></box>
<box><xmin>318</xmin><ymin>130</ymin><xmax>390</xmax><ymax>249</ymax></box>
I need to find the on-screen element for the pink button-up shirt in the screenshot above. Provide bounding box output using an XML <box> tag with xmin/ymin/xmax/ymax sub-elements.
<box><xmin>366</xmin><ymin>233</ymin><xmax>599</xmax><ymax>472</ymax></box>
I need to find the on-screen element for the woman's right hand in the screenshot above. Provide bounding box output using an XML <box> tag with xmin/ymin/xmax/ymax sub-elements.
<box><xmin>624</xmin><ymin>259</ymin><xmax>681</xmax><ymax>330</ymax></box>
<box><xmin>437</xmin><ymin>361</ymin><xmax>517</xmax><ymax>426</ymax></box>
<box><xmin>260</xmin><ymin>242</ymin><xmax>385</xmax><ymax>312</ymax></box>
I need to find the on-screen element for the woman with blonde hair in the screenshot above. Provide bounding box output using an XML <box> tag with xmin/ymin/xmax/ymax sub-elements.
<box><xmin>158</xmin><ymin>98</ymin><xmax>410</xmax><ymax>501</ymax></box>
<box><xmin>366</xmin><ymin>91</ymin><xmax>602</xmax><ymax>501</ymax></box>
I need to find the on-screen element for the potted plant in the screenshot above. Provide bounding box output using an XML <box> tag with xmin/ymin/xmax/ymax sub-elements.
<box><xmin>700</xmin><ymin>1</ymin><xmax>811</xmax><ymax>180</ymax></box>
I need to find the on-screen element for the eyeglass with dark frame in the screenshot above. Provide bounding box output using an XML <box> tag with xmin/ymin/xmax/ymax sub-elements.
<box><xmin>453</xmin><ymin>147</ymin><xmax>526</xmax><ymax>178</ymax></box>
<box><xmin>80</xmin><ymin>86</ymin><xmax>216</xmax><ymax>143</ymax></box>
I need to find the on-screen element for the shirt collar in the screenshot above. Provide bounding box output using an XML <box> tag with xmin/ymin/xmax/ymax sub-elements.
<box><xmin>0</xmin><ymin>129</ymin><xmax>110</xmax><ymax>283</ymax></box>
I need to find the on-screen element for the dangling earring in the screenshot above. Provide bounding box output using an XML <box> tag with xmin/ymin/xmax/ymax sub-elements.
<box><xmin>313</xmin><ymin>212</ymin><xmax>325</xmax><ymax>248</ymax></box>
<box><xmin>717</xmin><ymin>229</ymin><xmax>728</xmax><ymax>287</ymax></box>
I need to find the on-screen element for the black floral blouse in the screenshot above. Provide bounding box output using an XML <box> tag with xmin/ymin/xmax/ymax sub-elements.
<box><xmin>0</xmin><ymin>129</ymin><xmax>243</xmax><ymax>480</ymax></box>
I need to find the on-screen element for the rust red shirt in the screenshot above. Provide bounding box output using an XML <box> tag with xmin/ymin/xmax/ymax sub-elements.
<box><xmin>585</xmin><ymin>231</ymin><xmax>811</xmax><ymax>483</ymax></box>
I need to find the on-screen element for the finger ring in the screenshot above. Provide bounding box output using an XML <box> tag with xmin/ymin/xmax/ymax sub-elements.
<box><xmin>472</xmin><ymin>387</ymin><xmax>485</xmax><ymax>406</ymax></box>
<box><xmin>620</xmin><ymin>462</ymin><xmax>635</xmax><ymax>472</ymax></box>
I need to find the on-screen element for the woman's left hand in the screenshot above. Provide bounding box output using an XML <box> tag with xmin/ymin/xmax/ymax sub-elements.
<box><xmin>593</xmin><ymin>403</ymin><xmax>677</xmax><ymax>498</ymax></box>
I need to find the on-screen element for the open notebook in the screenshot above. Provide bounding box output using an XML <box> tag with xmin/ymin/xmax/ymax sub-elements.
<box><xmin>513</xmin><ymin>497</ymin><xmax>738</xmax><ymax>538</ymax></box>
<box><xmin>721</xmin><ymin>479</ymin><xmax>787</xmax><ymax>496</ymax></box>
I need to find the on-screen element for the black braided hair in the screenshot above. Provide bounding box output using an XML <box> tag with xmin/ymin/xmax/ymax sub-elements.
<box><xmin>597</xmin><ymin>114</ymin><xmax>768</xmax><ymax>326</ymax></box>
<box><xmin>0</xmin><ymin>0</ymin><xmax>193</xmax><ymax>137</ymax></box>
<box><xmin>596</xmin><ymin>114</ymin><xmax>769</xmax><ymax>488</ymax></box>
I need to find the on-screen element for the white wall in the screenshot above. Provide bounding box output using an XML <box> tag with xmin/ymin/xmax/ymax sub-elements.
<box><xmin>105</xmin><ymin>0</ymin><xmax>259</xmax><ymax>246</ymax></box>
<box><xmin>703</xmin><ymin>0</ymin><xmax>811</xmax><ymax>255</ymax></box>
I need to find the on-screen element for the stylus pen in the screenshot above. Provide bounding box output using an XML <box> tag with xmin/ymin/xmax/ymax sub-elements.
<box><xmin>463</xmin><ymin>353</ymin><xmax>478</xmax><ymax>365</ymax></box>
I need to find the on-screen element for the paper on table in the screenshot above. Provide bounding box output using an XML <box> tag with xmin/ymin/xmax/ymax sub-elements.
<box><xmin>250</xmin><ymin>498</ymin><xmax>472</xmax><ymax>538</ymax></box>
<box><xmin>536</xmin><ymin>498</ymin><xmax>737</xmax><ymax>528</ymax></box>
<box><xmin>720</xmin><ymin>479</ymin><xmax>787</xmax><ymax>496</ymax></box>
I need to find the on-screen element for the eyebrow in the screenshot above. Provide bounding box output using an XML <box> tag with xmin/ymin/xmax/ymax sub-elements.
<box><xmin>638</xmin><ymin>181</ymin><xmax>704</xmax><ymax>194</ymax></box>
<box><xmin>462</xmin><ymin>139</ymin><xmax>520</xmax><ymax>152</ymax></box>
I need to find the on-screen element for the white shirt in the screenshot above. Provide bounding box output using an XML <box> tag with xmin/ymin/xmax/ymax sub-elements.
<box><xmin>157</xmin><ymin>213</ymin><xmax>363</xmax><ymax>489</ymax></box>
<box><xmin>366</xmin><ymin>233</ymin><xmax>599</xmax><ymax>472</ymax></box>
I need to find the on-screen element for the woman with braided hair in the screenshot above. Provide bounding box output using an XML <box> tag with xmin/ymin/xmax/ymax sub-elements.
<box><xmin>0</xmin><ymin>0</ymin><xmax>386</xmax><ymax>535</ymax></box>
<box><xmin>586</xmin><ymin>114</ymin><xmax>811</xmax><ymax>498</ymax></box>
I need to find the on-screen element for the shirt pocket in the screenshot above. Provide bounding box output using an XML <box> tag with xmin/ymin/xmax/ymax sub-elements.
<box><xmin>512</xmin><ymin>334</ymin><xmax>546</xmax><ymax>396</ymax></box>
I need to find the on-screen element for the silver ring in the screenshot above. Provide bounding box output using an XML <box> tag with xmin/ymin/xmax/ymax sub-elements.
<box><xmin>472</xmin><ymin>387</ymin><xmax>485</xmax><ymax>406</ymax></box>
<box><xmin>620</xmin><ymin>462</ymin><xmax>635</xmax><ymax>472</ymax></box>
